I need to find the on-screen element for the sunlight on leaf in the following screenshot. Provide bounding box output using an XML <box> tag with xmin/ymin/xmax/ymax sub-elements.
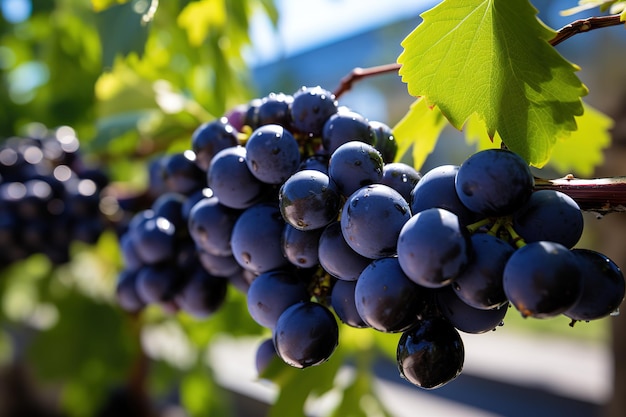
<box><xmin>560</xmin><ymin>0</ymin><xmax>619</xmax><ymax>16</ymax></box>
<box><xmin>548</xmin><ymin>102</ymin><xmax>613</xmax><ymax>176</ymax></box>
<box><xmin>178</xmin><ymin>0</ymin><xmax>227</xmax><ymax>46</ymax></box>
<box><xmin>398</xmin><ymin>0</ymin><xmax>588</xmax><ymax>167</ymax></box>
<box><xmin>392</xmin><ymin>98</ymin><xmax>448</xmax><ymax>171</ymax></box>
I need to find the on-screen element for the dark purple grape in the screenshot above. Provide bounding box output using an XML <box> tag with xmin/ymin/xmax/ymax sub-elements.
<box><xmin>255</xmin><ymin>337</ymin><xmax>278</xmax><ymax>376</ymax></box>
<box><xmin>435</xmin><ymin>285</ymin><xmax>508</xmax><ymax>334</ymax></box>
<box><xmin>162</xmin><ymin>151</ymin><xmax>206</xmax><ymax>195</ymax></box>
<box><xmin>503</xmin><ymin>241</ymin><xmax>582</xmax><ymax>318</ymax></box>
<box><xmin>245</xmin><ymin>124</ymin><xmax>300</xmax><ymax>185</ymax></box>
<box><xmin>355</xmin><ymin>257</ymin><xmax>428</xmax><ymax>333</ymax></box>
<box><xmin>512</xmin><ymin>190</ymin><xmax>583</xmax><ymax>249</ymax></box>
<box><xmin>397</xmin><ymin>317</ymin><xmax>464</xmax><ymax>389</ymax></box>
<box><xmin>321</xmin><ymin>110</ymin><xmax>374</xmax><ymax>154</ymax></box>
<box><xmin>273</xmin><ymin>301</ymin><xmax>339</xmax><ymax>368</ymax></box>
<box><xmin>256</xmin><ymin>92</ymin><xmax>293</xmax><ymax>128</ymax></box>
<box><xmin>279</xmin><ymin>169</ymin><xmax>341</xmax><ymax>231</ymax></box>
<box><xmin>565</xmin><ymin>249</ymin><xmax>625</xmax><ymax>322</ymax></box>
<box><xmin>151</xmin><ymin>192</ymin><xmax>187</xmax><ymax>231</ymax></box>
<box><xmin>410</xmin><ymin>165</ymin><xmax>479</xmax><ymax>226</ymax></box>
<box><xmin>298</xmin><ymin>154</ymin><xmax>329</xmax><ymax>174</ymax></box>
<box><xmin>187</xmin><ymin>195</ymin><xmax>240</xmax><ymax>256</ymax></box>
<box><xmin>328</xmin><ymin>141</ymin><xmax>383</xmax><ymax>197</ymax></box>
<box><xmin>455</xmin><ymin>148</ymin><xmax>534</xmax><ymax>216</ymax></box>
<box><xmin>281</xmin><ymin>224</ymin><xmax>323</xmax><ymax>268</ymax></box>
<box><xmin>207</xmin><ymin>146</ymin><xmax>266</xmax><ymax>210</ymax></box>
<box><xmin>115</xmin><ymin>269</ymin><xmax>145</xmax><ymax>313</ymax></box>
<box><xmin>130</xmin><ymin>216</ymin><xmax>176</xmax><ymax>265</ymax></box>
<box><xmin>175</xmin><ymin>266</ymin><xmax>228</xmax><ymax>318</ymax></box>
<box><xmin>191</xmin><ymin>117</ymin><xmax>240</xmax><ymax>171</ymax></box>
<box><xmin>246</xmin><ymin>269</ymin><xmax>310</xmax><ymax>328</ymax></box>
<box><xmin>197</xmin><ymin>250</ymin><xmax>242</xmax><ymax>278</ymax></box>
<box><xmin>134</xmin><ymin>263</ymin><xmax>182</xmax><ymax>304</ymax></box>
<box><xmin>380</xmin><ymin>162</ymin><xmax>421</xmax><ymax>203</ymax></box>
<box><xmin>452</xmin><ymin>233</ymin><xmax>513</xmax><ymax>310</ymax></box>
<box><xmin>230</xmin><ymin>202</ymin><xmax>289</xmax><ymax>274</ymax></box>
<box><xmin>330</xmin><ymin>279</ymin><xmax>368</xmax><ymax>328</ymax></box>
<box><xmin>397</xmin><ymin>208</ymin><xmax>471</xmax><ymax>288</ymax></box>
<box><xmin>289</xmin><ymin>86</ymin><xmax>338</xmax><ymax>137</ymax></box>
<box><xmin>318</xmin><ymin>221</ymin><xmax>371</xmax><ymax>281</ymax></box>
<box><xmin>341</xmin><ymin>184</ymin><xmax>411</xmax><ymax>259</ymax></box>
<box><xmin>370</xmin><ymin>120</ymin><xmax>398</xmax><ymax>164</ymax></box>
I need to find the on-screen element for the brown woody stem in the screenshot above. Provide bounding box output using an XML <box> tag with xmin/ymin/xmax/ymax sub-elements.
<box><xmin>534</xmin><ymin>176</ymin><xmax>626</xmax><ymax>215</ymax></box>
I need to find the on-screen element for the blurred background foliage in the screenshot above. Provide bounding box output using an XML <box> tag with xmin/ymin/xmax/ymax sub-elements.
<box><xmin>0</xmin><ymin>1</ymin><xmax>623</xmax><ymax>417</ymax></box>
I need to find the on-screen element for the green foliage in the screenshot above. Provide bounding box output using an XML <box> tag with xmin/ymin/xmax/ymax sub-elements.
<box><xmin>397</xmin><ymin>0</ymin><xmax>589</xmax><ymax>167</ymax></box>
<box><xmin>392</xmin><ymin>98</ymin><xmax>448</xmax><ymax>169</ymax></box>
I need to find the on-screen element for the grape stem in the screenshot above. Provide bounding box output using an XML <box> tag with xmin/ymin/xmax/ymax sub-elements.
<box><xmin>333</xmin><ymin>14</ymin><xmax>625</xmax><ymax>98</ymax></box>
<box><xmin>534</xmin><ymin>175</ymin><xmax>626</xmax><ymax>215</ymax></box>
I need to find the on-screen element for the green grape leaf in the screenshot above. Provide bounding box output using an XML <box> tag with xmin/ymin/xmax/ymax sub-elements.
<box><xmin>392</xmin><ymin>97</ymin><xmax>448</xmax><ymax>170</ymax></box>
<box><xmin>547</xmin><ymin>102</ymin><xmax>613</xmax><ymax>176</ymax></box>
<box><xmin>465</xmin><ymin>101</ymin><xmax>613</xmax><ymax>176</ymax></box>
<box><xmin>95</xmin><ymin>0</ymin><xmax>152</xmax><ymax>69</ymax></box>
<box><xmin>181</xmin><ymin>368</ymin><xmax>234</xmax><ymax>417</ymax></box>
<box><xmin>177</xmin><ymin>0</ymin><xmax>227</xmax><ymax>46</ymax></box>
<box><xmin>398</xmin><ymin>0</ymin><xmax>588</xmax><ymax>167</ymax></box>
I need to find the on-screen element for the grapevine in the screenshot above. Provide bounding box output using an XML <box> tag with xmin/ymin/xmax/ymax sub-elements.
<box><xmin>2</xmin><ymin>1</ymin><xmax>626</xmax><ymax>417</ymax></box>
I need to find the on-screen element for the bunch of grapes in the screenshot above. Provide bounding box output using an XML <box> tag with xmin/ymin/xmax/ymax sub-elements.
<box><xmin>0</xmin><ymin>125</ymin><xmax>109</xmax><ymax>266</ymax></box>
<box><xmin>115</xmin><ymin>86</ymin><xmax>626</xmax><ymax>390</ymax></box>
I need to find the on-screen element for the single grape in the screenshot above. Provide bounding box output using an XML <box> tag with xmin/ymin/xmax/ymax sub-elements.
<box><xmin>246</xmin><ymin>269</ymin><xmax>310</xmax><ymax>328</ymax></box>
<box><xmin>255</xmin><ymin>337</ymin><xmax>279</xmax><ymax>376</ymax></box>
<box><xmin>355</xmin><ymin>257</ymin><xmax>427</xmax><ymax>332</ymax></box>
<box><xmin>452</xmin><ymin>233</ymin><xmax>513</xmax><ymax>310</ymax></box>
<box><xmin>130</xmin><ymin>215</ymin><xmax>176</xmax><ymax>265</ymax></box>
<box><xmin>380</xmin><ymin>162</ymin><xmax>421</xmax><ymax>204</ymax></box>
<box><xmin>134</xmin><ymin>263</ymin><xmax>182</xmax><ymax>304</ymax></box>
<box><xmin>328</xmin><ymin>141</ymin><xmax>383</xmax><ymax>197</ymax></box>
<box><xmin>503</xmin><ymin>241</ymin><xmax>582</xmax><ymax>318</ymax></box>
<box><xmin>397</xmin><ymin>207</ymin><xmax>471</xmax><ymax>288</ymax></box>
<box><xmin>279</xmin><ymin>169</ymin><xmax>341</xmax><ymax>231</ymax></box>
<box><xmin>318</xmin><ymin>221</ymin><xmax>371</xmax><ymax>281</ymax></box>
<box><xmin>281</xmin><ymin>224</ymin><xmax>323</xmax><ymax>268</ymax></box>
<box><xmin>512</xmin><ymin>189</ymin><xmax>583</xmax><ymax>249</ymax></box>
<box><xmin>289</xmin><ymin>86</ymin><xmax>338</xmax><ymax>137</ymax></box>
<box><xmin>230</xmin><ymin>202</ymin><xmax>289</xmax><ymax>274</ymax></box>
<box><xmin>340</xmin><ymin>184</ymin><xmax>411</xmax><ymax>259</ymax></box>
<box><xmin>565</xmin><ymin>249</ymin><xmax>626</xmax><ymax>322</ymax></box>
<box><xmin>197</xmin><ymin>250</ymin><xmax>242</xmax><ymax>278</ymax></box>
<box><xmin>175</xmin><ymin>265</ymin><xmax>228</xmax><ymax>318</ymax></box>
<box><xmin>321</xmin><ymin>110</ymin><xmax>374</xmax><ymax>154</ymax></box>
<box><xmin>191</xmin><ymin>117</ymin><xmax>240</xmax><ymax>171</ymax></box>
<box><xmin>397</xmin><ymin>317</ymin><xmax>464</xmax><ymax>389</ymax></box>
<box><xmin>455</xmin><ymin>148</ymin><xmax>534</xmax><ymax>216</ymax></box>
<box><xmin>115</xmin><ymin>269</ymin><xmax>145</xmax><ymax>313</ymax></box>
<box><xmin>369</xmin><ymin>120</ymin><xmax>397</xmax><ymax>163</ymax></box>
<box><xmin>162</xmin><ymin>151</ymin><xmax>206</xmax><ymax>195</ymax></box>
<box><xmin>207</xmin><ymin>146</ymin><xmax>267</xmax><ymax>210</ymax></box>
<box><xmin>273</xmin><ymin>301</ymin><xmax>339</xmax><ymax>368</ymax></box>
<box><xmin>435</xmin><ymin>285</ymin><xmax>508</xmax><ymax>334</ymax></box>
<box><xmin>330</xmin><ymin>279</ymin><xmax>368</xmax><ymax>328</ymax></box>
<box><xmin>410</xmin><ymin>165</ymin><xmax>479</xmax><ymax>226</ymax></box>
<box><xmin>245</xmin><ymin>124</ymin><xmax>301</xmax><ymax>185</ymax></box>
<box><xmin>256</xmin><ymin>92</ymin><xmax>293</xmax><ymax>128</ymax></box>
<box><xmin>187</xmin><ymin>195</ymin><xmax>241</xmax><ymax>256</ymax></box>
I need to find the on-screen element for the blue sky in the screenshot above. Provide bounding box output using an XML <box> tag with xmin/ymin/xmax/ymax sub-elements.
<box><xmin>246</xmin><ymin>0</ymin><xmax>438</xmax><ymax>65</ymax></box>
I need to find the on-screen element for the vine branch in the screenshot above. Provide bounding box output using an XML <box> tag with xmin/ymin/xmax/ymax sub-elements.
<box><xmin>333</xmin><ymin>14</ymin><xmax>625</xmax><ymax>97</ymax></box>
<box><xmin>534</xmin><ymin>176</ymin><xmax>626</xmax><ymax>215</ymax></box>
